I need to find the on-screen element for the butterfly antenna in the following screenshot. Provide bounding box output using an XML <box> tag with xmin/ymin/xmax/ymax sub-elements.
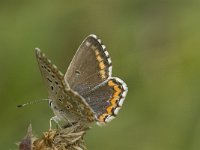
<box><xmin>17</xmin><ymin>99</ymin><xmax>50</xmax><ymax>108</ymax></box>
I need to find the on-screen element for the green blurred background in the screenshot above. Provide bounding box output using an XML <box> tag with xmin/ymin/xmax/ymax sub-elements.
<box><xmin>1</xmin><ymin>0</ymin><xmax>200</xmax><ymax>149</ymax></box>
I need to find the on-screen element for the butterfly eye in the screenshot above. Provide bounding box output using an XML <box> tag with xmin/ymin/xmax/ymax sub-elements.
<box><xmin>49</xmin><ymin>101</ymin><xmax>52</xmax><ymax>107</ymax></box>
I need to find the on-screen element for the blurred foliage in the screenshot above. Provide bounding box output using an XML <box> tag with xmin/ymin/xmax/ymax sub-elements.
<box><xmin>0</xmin><ymin>0</ymin><xmax>200</xmax><ymax>150</ymax></box>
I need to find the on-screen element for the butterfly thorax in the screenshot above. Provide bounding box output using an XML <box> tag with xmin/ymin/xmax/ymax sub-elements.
<box><xmin>49</xmin><ymin>100</ymin><xmax>79</xmax><ymax>126</ymax></box>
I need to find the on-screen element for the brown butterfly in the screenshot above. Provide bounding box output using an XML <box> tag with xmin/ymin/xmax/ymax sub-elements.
<box><xmin>36</xmin><ymin>34</ymin><xmax>128</xmax><ymax>127</ymax></box>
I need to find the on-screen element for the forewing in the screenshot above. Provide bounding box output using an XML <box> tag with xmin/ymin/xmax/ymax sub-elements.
<box><xmin>35</xmin><ymin>48</ymin><xmax>95</xmax><ymax>124</ymax></box>
<box><xmin>65</xmin><ymin>34</ymin><xmax>112</xmax><ymax>96</ymax></box>
<box><xmin>35</xmin><ymin>48</ymin><xmax>66</xmax><ymax>99</ymax></box>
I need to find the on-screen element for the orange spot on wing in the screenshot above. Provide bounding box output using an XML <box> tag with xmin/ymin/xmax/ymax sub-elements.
<box><xmin>96</xmin><ymin>55</ymin><xmax>103</xmax><ymax>62</ymax></box>
<box><xmin>108</xmin><ymin>80</ymin><xmax>115</xmax><ymax>87</ymax></box>
<box><xmin>100</xmin><ymin>70</ymin><xmax>106</xmax><ymax>79</ymax></box>
<box><xmin>108</xmin><ymin>80</ymin><xmax>122</xmax><ymax>106</ymax></box>
<box><xmin>110</xmin><ymin>93</ymin><xmax>120</xmax><ymax>105</ymax></box>
<box><xmin>110</xmin><ymin>98</ymin><xmax>118</xmax><ymax>105</ymax></box>
<box><xmin>98</xmin><ymin>114</ymin><xmax>108</xmax><ymax>122</ymax></box>
<box><xmin>95</xmin><ymin>50</ymin><xmax>100</xmax><ymax>56</ymax></box>
<box><xmin>99</xmin><ymin>70</ymin><xmax>105</xmax><ymax>75</ymax></box>
<box><xmin>114</xmin><ymin>85</ymin><xmax>120</xmax><ymax>91</ymax></box>
<box><xmin>106</xmin><ymin>105</ymin><xmax>116</xmax><ymax>114</ymax></box>
<box><xmin>95</xmin><ymin>50</ymin><xmax>107</xmax><ymax>79</ymax></box>
<box><xmin>113</xmin><ymin>92</ymin><xmax>120</xmax><ymax>99</ymax></box>
<box><xmin>101</xmin><ymin>74</ymin><xmax>106</xmax><ymax>79</ymax></box>
<box><xmin>99</xmin><ymin>62</ymin><xmax>105</xmax><ymax>70</ymax></box>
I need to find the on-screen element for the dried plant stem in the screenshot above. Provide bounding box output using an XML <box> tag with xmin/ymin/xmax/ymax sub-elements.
<box><xmin>19</xmin><ymin>123</ymin><xmax>89</xmax><ymax>150</ymax></box>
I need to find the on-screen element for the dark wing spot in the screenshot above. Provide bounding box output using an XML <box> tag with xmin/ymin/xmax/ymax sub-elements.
<box><xmin>47</xmin><ymin>77</ymin><xmax>52</xmax><ymax>83</ymax></box>
<box><xmin>66</xmin><ymin>105</ymin><xmax>71</xmax><ymax>109</ymax></box>
<box><xmin>51</xmin><ymin>85</ymin><xmax>54</xmax><ymax>91</ymax></box>
<box><xmin>75</xmin><ymin>70</ymin><xmax>81</xmax><ymax>75</ymax></box>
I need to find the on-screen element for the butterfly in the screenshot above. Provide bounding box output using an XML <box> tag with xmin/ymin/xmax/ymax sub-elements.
<box><xmin>35</xmin><ymin>34</ymin><xmax>128</xmax><ymax>127</ymax></box>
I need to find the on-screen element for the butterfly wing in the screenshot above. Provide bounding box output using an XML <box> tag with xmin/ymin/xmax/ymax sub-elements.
<box><xmin>65</xmin><ymin>34</ymin><xmax>128</xmax><ymax>124</ymax></box>
<box><xmin>83</xmin><ymin>77</ymin><xmax>128</xmax><ymax>124</ymax></box>
<box><xmin>65</xmin><ymin>34</ymin><xmax>112</xmax><ymax>96</ymax></box>
<box><xmin>35</xmin><ymin>48</ymin><xmax>95</xmax><ymax>125</ymax></box>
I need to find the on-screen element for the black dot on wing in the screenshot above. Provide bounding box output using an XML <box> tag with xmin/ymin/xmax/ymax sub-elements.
<box><xmin>47</xmin><ymin>77</ymin><xmax>52</xmax><ymax>83</ymax></box>
<box><xmin>52</xmin><ymin>74</ymin><xmax>55</xmax><ymax>78</ymax></box>
<box><xmin>75</xmin><ymin>70</ymin><xmax>81</xmax><ymax>75</ymax></box>
<box><xmin>66</xmin><ymin>105</ymin><xmax>71</xmax><ymax>109</ymax></box>
<box><xmin>51</xmin><ymin>85</ymin><xmax>54</xmax><ymax>91</ymax></box>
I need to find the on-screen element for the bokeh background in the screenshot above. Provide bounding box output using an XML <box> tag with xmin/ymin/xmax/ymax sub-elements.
<box><xmin>1</xmin><ymin>0</ymin><xmax>200</xmax><ymax>149</ymax></box>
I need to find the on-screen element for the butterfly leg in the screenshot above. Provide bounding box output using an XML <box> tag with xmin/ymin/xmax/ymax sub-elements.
<box><xmin>49</xmin><ymin>116</ymin><xmax>61</xmax><ymax>129</ymax></box>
